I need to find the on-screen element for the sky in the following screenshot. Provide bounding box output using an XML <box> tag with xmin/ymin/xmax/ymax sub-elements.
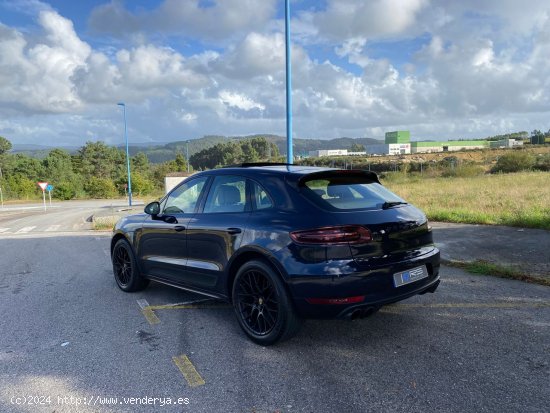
<box><xmin>1</xmin><ymin>0</ymin><xmax>550</xmax><ymax>147</ymax></box>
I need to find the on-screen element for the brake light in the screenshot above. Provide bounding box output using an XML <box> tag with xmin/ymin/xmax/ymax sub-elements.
<box><xmin>306</xmin><ymin>296</ymin><xmax>366</xmax><ymax>305</ymax></box>
<box><xmin>290</xmin><ymin>225</ymin><xmax>372</xmax><ymax>245</ymax></box>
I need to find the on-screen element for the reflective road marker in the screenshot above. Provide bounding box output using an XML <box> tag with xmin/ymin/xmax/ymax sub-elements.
<box><xmin>172</xmin><ymin>354</ymin><xmax>206</xmax><ymax>387</ymax></box>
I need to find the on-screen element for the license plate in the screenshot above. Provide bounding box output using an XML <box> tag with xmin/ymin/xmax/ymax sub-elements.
<box><xmin>393</xmin><ymin>265</ymin><xmax>428</xmax><ymax>287</ymax></box>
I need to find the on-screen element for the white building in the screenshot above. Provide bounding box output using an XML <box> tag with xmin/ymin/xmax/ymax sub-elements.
<box><xmin>366</xmin><ymin>143</ymin><xmax>411</xmax><ymax>155</ymax></box>
<box><xmin>164</xmin><ymin>172</ymin><xmax>193</xmax><ymax>193</ymax></box>
<box><xmin>308</xmin><ymin>149</ymin><xmax>349</xmax><ymax>157</ymax></box>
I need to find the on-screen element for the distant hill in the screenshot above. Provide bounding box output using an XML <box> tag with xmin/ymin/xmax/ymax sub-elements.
<box><xmin>130</xmin><ymin>135</ymin><xmax>382</xmax><ymax>163</ymax></box>
<box><xmin>12</xmin><ymin>135</ymin><xmax>383</xmax><ymax>163</ymax></box>
<box><xmin>11</xmin><ymin>144</ymin><xmax>79</xmax><ymax>159</ymax></box>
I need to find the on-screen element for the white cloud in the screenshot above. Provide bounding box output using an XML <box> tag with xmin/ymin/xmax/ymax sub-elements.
<box><xmin>0</xmin><ymin>11</ymin><xmax>90</xmax><ymax>113</ymax></box>
<box><xmin>312</xmin><ymin>0</ymin><xmax>428</xmax><ymax>41</ymax></box>
<box><xmin>219</xmin><ymin>90</ymin><xmax>265</xmax><ymax>112</ymax></box>
<box><xmin>88</xmin><ymin>0</ymin><xmax>277</xmax><ymax>42</ymax></box>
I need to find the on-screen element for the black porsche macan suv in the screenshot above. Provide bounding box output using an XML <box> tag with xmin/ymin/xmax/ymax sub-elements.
<box><xmin>111</xmin><ymin>164</ymin><xmax>440</xmax><ymax>345</ymax></box>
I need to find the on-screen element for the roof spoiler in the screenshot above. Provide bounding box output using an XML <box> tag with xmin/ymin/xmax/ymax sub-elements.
<box><xmin>296</xmin><ymin>169</ymin><xmax>381</xmax><ymax>186</ymax></box>
<box><xmin>223</xmin><ymin>162</ymin><xmax>293</xmax><ymax>168</ymax></box>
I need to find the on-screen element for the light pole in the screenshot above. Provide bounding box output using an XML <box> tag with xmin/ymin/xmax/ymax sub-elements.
<box><xmin>186</xmin><ymin>141</ymin><xmax>190</xmax><ymax>172</ymax></box>
<box><xmin>117</xmin><ymin>102</ymin><xmax>132</xmax><ymax>207</ymax></box>
<box><xmin>285</xmin><ymin>0</ymin><xmax>293</xmax><ymax>164</ymax></box>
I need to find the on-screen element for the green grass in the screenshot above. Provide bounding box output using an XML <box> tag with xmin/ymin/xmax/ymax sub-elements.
<box><xmin>384</xmin><ymin>171</ymin><xmax>550</xmax><ymax>230</ymax></box>
<box><xmin>447</xmin><ymin>260</ymin><xmax>550</xmax><ymax>287</ymax></box>
<box><xmin>92</xmin><ymin>216</ymin><xmax>119</xmax><ymax>231</ymax></box>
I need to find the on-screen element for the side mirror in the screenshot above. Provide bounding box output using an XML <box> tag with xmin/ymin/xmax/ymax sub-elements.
<box><xmin>144</xmin><ymin>201</ymin><xmax>160</xmax><ymax>216</ymax></box>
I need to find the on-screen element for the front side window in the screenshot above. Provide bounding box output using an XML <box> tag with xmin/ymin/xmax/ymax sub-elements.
<box><xmin>163</xmin><ymin>177</ymin><xmax>208</xmax><ymax>214</ymax></box>
<box><xmin>203</xmin><ymin>175</ymin><xmax>247</xmax><ymax>213</ymax></box>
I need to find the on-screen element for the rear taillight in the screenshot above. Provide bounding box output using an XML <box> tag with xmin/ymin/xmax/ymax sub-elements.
<box><xmin>290</xmin><ymin>225</ymin><xmax>372</xmax><ymax>245</ymax></box>
<box><xmin>306</xmin><ymin>296</ymin><xmax>365</xmax><ymax>305</ymax></box>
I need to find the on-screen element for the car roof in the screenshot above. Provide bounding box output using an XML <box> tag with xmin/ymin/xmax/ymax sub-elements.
<box><xmin>196</xmin><ymin>164</ymin><xmax>380</xmax><ymax>184</ymax></box>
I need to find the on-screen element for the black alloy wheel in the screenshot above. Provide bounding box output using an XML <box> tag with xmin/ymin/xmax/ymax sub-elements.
<box><xmin>112</xmin><ymin>239</ymin><xmax>149</xmax><ymax>292</ymax></box>
<box><xmin>232</xmin><ymin>260</ymin><xmax>301</xmax><ymax>345</ymax></box>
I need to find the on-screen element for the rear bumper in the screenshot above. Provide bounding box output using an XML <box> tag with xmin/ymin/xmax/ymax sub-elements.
<box><xmin>287</xmin><ymin>248</ymin><xmax>440</xmax><ymax>319</ymax></box>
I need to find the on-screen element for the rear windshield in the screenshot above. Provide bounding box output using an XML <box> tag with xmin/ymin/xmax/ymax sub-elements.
<box><xmin>301</xmin><ymin>176</ymin><xmax>405</xmax><ymax>211</ymax></box>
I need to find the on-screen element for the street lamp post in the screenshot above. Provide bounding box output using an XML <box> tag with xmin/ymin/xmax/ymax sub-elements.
<box><xmin>117</xmin><ymin>102</ymin><xmax>132</xmax><ymax>207</ymax></box>
<box><xmin>186</xmin><ymin>141</ymin><xmax>190</xmax><ymax>173</ymax></box>
<box><xmin>285</xmin><ymin>0</ymin><xmax>293</xmax><ymax>164</ymax></box>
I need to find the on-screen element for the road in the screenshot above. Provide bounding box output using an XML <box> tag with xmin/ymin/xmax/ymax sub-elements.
<box><xmin>0</xmin><ymin>200</ymin><xmax>138</xmax><ymax>235</ymax></box>
<box><xmin>0</xmin><ymin>201</ymin><xmax>549</xmax><ymax>412</ymax></box>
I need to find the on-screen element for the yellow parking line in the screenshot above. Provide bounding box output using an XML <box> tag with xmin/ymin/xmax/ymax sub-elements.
<box><xmin>140</xmin><ymin>302</ymin><xmax>231</xmax><ymax>325</ymax></box>
<box><xmin>172</xmin><ymin>354</ymin><xmax>206</xmax><ymax>387</ymax></box>
<box><xmin>380</xmin><ymin>302</ymin><xmax>550</xmax><ymax>313</ymax></box>
<box><xmin>141</xmin><ymin>308</ymin><xmax>161</xmax><ymax>325</ymax></box>
<box><xmin>141</xmin><ymin>300</ymin><xmax>550</xmax><ymax>325</ymax></box>
<box><xmin>148</xmin><ymin>303</ymin><xmax>232</xmax><ymax>311</ymax></box>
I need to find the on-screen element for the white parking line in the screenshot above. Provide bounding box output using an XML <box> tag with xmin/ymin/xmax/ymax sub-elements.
<box><xmin>137</xmin><ymin>299</ymin><xmax>150</xmax><ymax>310</ymax></box>
<box><xmin>45</xmin><ymin>225</ymin><xmax>61</xmax><ymax>232</ymax></box>
<box><xmin>16</xmin><ymin>226</ymin><xmax>36</xmax><ymax>234</ymax></box>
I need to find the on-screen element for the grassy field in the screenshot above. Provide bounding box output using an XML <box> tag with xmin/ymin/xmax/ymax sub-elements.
<box><xmin>383</xmin><ymin>171</ymin><xmax>550</xmax><ymax>230</ymax></box>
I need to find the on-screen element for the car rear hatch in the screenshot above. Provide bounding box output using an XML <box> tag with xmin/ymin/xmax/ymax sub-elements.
<box><xmin>296</xmin><ymin>170</ymin><xmax>435</xmax><ymax>268</ymax></box>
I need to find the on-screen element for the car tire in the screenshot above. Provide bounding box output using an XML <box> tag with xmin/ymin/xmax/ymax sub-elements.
<box><xmin>232</xmin><ymin>260</ymin><xmax>301</xmax><ymax>345</ymax></box>
<box><xmin>112</xmin><ymin>238</ymin><xmax>149</xmax><ymax>292</ymax></box>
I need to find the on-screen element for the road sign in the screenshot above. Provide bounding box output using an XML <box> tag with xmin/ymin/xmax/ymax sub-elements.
<box><xmin>46</xmin><ymin>184</ymin><xmax>53</xmax><ymax>192</ymax></box>
<box><xmin>38</xmin><ymin>182</ymin><xmax>48</xmax><ymax>191</ymax></box>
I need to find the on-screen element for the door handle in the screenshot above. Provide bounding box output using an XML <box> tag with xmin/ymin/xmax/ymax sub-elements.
<box><xmin>174</xmin><ymin>226</ymin><xmax>186</xmax><ymax>232</ymax></box>
<box><xmin>227</xmin><ymin>227</ymin><xmax>242</xmax><ymax>235</ymax></box>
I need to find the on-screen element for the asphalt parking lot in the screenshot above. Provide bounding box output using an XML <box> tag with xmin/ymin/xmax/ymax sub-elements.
<box><xmin>1</xmin><ymin>232</ymin><xmax>549</xmax><ymax>413</ymax></box>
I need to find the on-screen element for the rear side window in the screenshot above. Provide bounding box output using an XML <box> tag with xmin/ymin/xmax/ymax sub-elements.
<box><xmin>203</xmin><ymin>175</ymin><xmax>247</xmax><ymax>213</ymax></box>
<box><xmin>251</xmin><ymin>181</ymin><xmax>273</xmax><ymax>210</ymax></box>
<box><xmin>302</xmin><ymin>177</ymin><xmax>404</xmax><ymax>211</ymax></box>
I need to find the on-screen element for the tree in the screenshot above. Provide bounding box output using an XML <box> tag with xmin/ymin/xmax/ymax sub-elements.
<box><xmin>241</xmin><ymin>140</ymin><xmax>259</xmax><ymax>162</ymax></box>
<box><xmin>0</xmin><ymin>136</ymin><xmax>12</xmax><ymax>180</ymax></box>
<box><xmin>173</xmin><ymin>153</ymin><xmax>187</xmax><ymax>171</ymax></box>
<box><xmin>43</xmin><ymin>149</ymin><xmax>75</xmax><ymax>182</ymax></box>
<box><xmin>0</xmin><ymin>136</ymin><xmax>11</xmax><ymax>155</ymax></box>
<box><xmin>350</xmin><ymin>143</ymin><xmax>365</xmax><ymax>152</ymax></box>
<box><xmin>129</xmin><ymin>172</ymin><xmax>154</xmax><ymax>196</ymax></box>
<box><xmin>84</xmin><ymin>176</ymin><xmax>117</xmax><ymax>198</ymax></box>
<box><xmin>78</xmin><ymin>141</ymin><xmax>126</xmax><ymax>180</ymax></box>
<box><xmin>11</xmin><ymin>154</ymin><xmax>44</xmax><ymax>181</ymax></box>
<box><xmin>132</xmin><ymin>152</ymin><xmax>150</xmax><ymax>172</ymax></box>
<box><xmin>189</xmin><ymin>137</ymin><xmax>278</xmax><ymax>170</ymax></box>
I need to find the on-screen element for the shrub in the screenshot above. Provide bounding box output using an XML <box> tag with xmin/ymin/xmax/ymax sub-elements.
<box><xmin>5</xmin><ymin>175</ymin><xmax>37</xmax><ymax>199</ymax></box>
<box><xmin>84</xmin><ymin>177</ymin><xmax>117</xmax><ymax>198</ymax></box>
<box><xmin>441</xmin><ymin>163</ymin><xmax>485</xmax><ymax>178</ymax></box>
<box><xmin>534</xmin><ymin>154</ymin><xmax>550</xmax><ymax>171</ymax></box>
<box><xmin>129</xmin><ymin>172</ymin><xmax>154</xmax><ymax>196</ymax></box>
<box><xmin>54</xmin><ymin>181</ymin><xmax>78</xmax><ymax>200</ymax></box>
<box><xmin>491</xmin><ymin>152</ymin><xmax>535</xmax><ymax>173</ymax></box>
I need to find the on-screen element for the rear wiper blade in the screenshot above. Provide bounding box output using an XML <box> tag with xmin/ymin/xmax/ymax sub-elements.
<box><xmin>382</xmin><ymin>201</ymin><xmax>408</xmax><ymax>209</ymax></box>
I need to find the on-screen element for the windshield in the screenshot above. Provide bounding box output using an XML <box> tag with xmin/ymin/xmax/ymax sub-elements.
<box><xmin>301</xmin><ymin>177</ymin><xmax>405</xmax><ymax>211</ymax></box>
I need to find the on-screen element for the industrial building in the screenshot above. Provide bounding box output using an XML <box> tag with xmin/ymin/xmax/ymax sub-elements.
<box><xmin>308</xmin><ymin>149</ymin><xmax>349</xmax><ymax>157</ymax></box>
<box><xmin>489</xmin><ymin>138</ymin><xmax>524</xmax><ymax>149</ymax></box>
<box><xmin>307</xmin><ymin>131</ymin><xmax>525</xmax><ymax>158</ymax></box>
<box><xmin>410</xmin><ymin>140</ymin><xmax>488</xmax><ymax>153</ymax></box>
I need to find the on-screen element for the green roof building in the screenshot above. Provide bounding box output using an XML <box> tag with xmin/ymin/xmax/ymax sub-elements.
<box><xmin>385</xmin><ymin>131</ymin><xmax>410</xmax><ymax>144</ymax></box>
